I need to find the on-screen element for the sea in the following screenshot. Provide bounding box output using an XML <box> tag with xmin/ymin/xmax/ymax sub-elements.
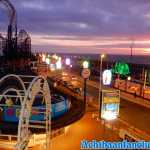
<box><xmin>49</xmin><ymin>53</ymin><xmax>150</xmax><ymax>65</ymax></box>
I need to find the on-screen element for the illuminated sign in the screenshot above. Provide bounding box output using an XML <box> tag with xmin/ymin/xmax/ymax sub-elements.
<box><xmin>102</xmin><ymin>69</ymin><xmax>112</xmax><ymax>85</ymax></box>
<box><xmin>101</xmin><ymin>90</ymin><xmax>120</xmax><ymax>120</ymax></box>
<box><xmin>65</xmin><ymin>58</ymin><xmax>71</xmax><ymax>65</ymax></box>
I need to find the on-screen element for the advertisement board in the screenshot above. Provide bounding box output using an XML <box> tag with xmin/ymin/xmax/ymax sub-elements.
<box><xmin>101</xmin><ymin>90</ymin><xmax>120</xmax><ymax>120</ymax></box>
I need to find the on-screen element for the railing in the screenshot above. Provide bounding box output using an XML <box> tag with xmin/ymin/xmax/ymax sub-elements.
<box><xmin>113</xmin><ymin>79</ymin><xmax>150</xmax><ymax>100</ymax></box>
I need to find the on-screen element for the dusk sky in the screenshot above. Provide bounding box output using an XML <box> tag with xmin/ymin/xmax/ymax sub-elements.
<box><xmin>1</xmin><ymin>0</ymin><xmax>150</xmax><ymax>54</ymax></box>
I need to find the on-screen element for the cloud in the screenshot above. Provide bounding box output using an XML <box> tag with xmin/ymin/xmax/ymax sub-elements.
<box><xmin>0</xmin><ymin>0</ymin><xmax>150</xmax><ymax>54</ymax></box>
<box><xmin>10</xmin><ymin>0</ymin><xmax>150</xmax><ymax>36</ymax></box>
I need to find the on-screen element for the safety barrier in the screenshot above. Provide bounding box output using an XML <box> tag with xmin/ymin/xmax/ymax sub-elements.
<box><xmin>114</xmin><ymin>79</ymin><xmax>150</xmax><ymax>100</ymax></box>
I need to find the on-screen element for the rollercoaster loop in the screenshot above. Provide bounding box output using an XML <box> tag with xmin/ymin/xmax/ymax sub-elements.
<box><xmin>0</xmin><ymin>74</ymin><xmax>51</xmax><ymax>150</ymax></box>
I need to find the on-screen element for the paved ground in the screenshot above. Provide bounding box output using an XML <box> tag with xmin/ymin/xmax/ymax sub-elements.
<box><xmin>0</xmin><ymin>107</ymin><xmax>120</xmax><ymax>150</ymax></box>
<box><xmin>86</xmin><ymin>84</ymin><xmax>150</xmax><ymax>135</ymax></box>
<box><xmin>64</xmin><ymin>71</ymin><xmax>150</xmax><ymax>135</ymax></box>
<box><xmin>51</xmin><ymin>110</ymin><xmax>120</xmax><ymax>150</ymax></box>
<box><xmin>1</xmin><ymin>70</ymin><xmax>150</xmax><ymax>149</ymax></box>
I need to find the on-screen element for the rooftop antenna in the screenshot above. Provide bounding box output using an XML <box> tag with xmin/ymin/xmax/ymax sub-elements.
<box><xmin>130</xmin><ymin>39</ymin><xmax>134</xmax><ymax>57</ymax></box>
<box><xmin>129</xmin><ymin>39</ymin><xmax>135</xmax><ymax>65</ymax></box>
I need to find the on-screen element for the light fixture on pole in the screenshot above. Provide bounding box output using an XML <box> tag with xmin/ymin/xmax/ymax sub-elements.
<box><xmin>99</xmin><ymin>54</ymin><xmax>105</xmax><ymax>118</ymax></box>
<box><xmin>144</xmin><ymin>70</ymin><xmax>147</xmax><ymax>89</ymax></box>
<box><xmin>82</xmin><ymin>60</ymin><xmax>90</xmax><ymax>110</ymax></box>
<box><xmin>83</xmin><ymin>60</ymin><xmax>89</xmax><ymax>69</ymax></box>
<box><xmin>127</xmin><ymin>76</ymin><xmax>131</xmax><ymax>81</ymax></box>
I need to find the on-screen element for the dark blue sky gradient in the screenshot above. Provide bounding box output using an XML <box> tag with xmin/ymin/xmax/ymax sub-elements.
<box><xmin>1</xmin><ymin>0</ymin><xmax>150</xmax><ymax>54</ymax></box>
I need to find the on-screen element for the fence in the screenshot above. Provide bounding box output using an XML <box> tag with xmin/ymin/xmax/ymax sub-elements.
<box><xmin>113</xmin><ymin>79</ymin><xmax>150</xmax><ymax>100</ymax></box>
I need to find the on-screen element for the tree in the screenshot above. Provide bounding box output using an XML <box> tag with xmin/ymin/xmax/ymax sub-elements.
<box><xmin>112</xmin><ymin>61</ymin><xmax>130</xmax><ymax>76</ymax></box>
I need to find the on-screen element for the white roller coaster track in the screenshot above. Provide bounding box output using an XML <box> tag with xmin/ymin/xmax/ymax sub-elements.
<box><xmin>0</xmin><ymin>74</ymin><xmax>51</xmax><ymax>150</ymax></box>
<box><xmin>0</xmin><ymin>74</ymin><xmax>26</xmax><ymax>92</ymax></box>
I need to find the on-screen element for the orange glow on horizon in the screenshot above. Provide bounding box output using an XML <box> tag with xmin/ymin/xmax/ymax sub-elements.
<box><xmin>31</xmin><ymin>34</ymin><xmax>150</xmax><ymax>55</ymax></box>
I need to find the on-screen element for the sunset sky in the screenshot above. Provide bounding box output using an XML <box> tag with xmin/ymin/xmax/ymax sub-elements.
<box><xmin>1</xmin><ymin>0</ymin><xmax>150</xmax><ymax>54</ymax></box>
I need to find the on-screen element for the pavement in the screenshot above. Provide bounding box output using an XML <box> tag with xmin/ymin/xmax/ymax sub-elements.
<box><xmin>63</xmin><ymin>71</ymin><xmax>150</xmax><ymax>139</ymax></box>
<box><xmin>0</xmin><ymin>106</ymin><xmax>120</xmax><ymax>150</ymax></box>
<box><xmin>51</xmin><ymin>109</ymin><xmax>120</xmax><ymax>150</ymax></box>
<box><xmin>45</xmin><ymin>69</ymin><xmax>150</xmax><ymax>140</ymax></box>
<box><xmin>0</xmin><ymin>69</ymin><xmax>148</xmax><ymax>150</ymax></box>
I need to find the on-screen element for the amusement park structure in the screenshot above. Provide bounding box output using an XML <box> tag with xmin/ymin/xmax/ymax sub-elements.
<box><xmin>0</xmin><ymin>1</ymin><xmax>51</xmax><ymax>149</ymax></box>
<box><xmin>0</xmin><ymin>0</ymin><xmax>31</xmax><ymax>69</ymax></box>
<box><xmin>0</xmin><ymin>1</ymin><xmax>85</xmax><ymax>150</ymax></box>
<box><xmin>0</xmin><ymin>74</ymin><xmax>51</xmax><ymax>150</ymax></box>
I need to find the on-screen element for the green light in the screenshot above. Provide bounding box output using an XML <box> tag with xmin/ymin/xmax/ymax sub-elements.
<box><xmin>113</xmin><ymin>61</ymin><xmax>130</xmax><ymax>76</ymax></box>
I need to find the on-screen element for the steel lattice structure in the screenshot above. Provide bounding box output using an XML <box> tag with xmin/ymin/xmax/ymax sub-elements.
<box><xmin>0</xmin><ymin>0</ymin><xmax>32</xmax><ymax>63</ymax></box>
<box><xmin>0</xmin><ymin>74</ymin><xmax>51</xmax><ymax>150</ymax></box>
<box><xmin>0</xmin><ymin>0</ymin><xmax>17</xmax><ymax>55</ymax></box>
<box><xmin>17</xmin><ymin>30</ymin><xmax>31</xmax><ymax>58</ymax></box>
<box><xmin>0</xmin><ymin>0</ymin><xmax>16</xmax><ymax>26</ymax></box>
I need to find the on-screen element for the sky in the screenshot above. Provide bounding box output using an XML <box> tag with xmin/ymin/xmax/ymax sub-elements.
<box><xmin>1</xmin><ymin>0</ymin><xmax>150</xmax><ymax>55</ymax></box>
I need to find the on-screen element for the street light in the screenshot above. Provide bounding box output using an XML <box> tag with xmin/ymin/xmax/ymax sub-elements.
<box><xmin>101</xmin><ymin>54</ymin><xmax>105</xmax><ymax>59</ymax></box>
<box><xmin>99</xmin><ymin>54</ymin><xmax>105</xmax><ymax>118</ymax></box>
<box><xmin>82</xmin><ymin>60</ymin><xmax>90</xmax><ymax>110</ymax></box>
<box><xmin>99</xmin><ymin>54</ymin><xmax>105</xmax><ymax>91</ymax></box>
<box><xmin>127</xmin><ymin>76</ymin><xmax>131</xmax><ymax>81</ymax></box>
<box><xmin>83</xmin><ymin>60</ymin><xmax>89</xmax><ymax>69</ymax></box>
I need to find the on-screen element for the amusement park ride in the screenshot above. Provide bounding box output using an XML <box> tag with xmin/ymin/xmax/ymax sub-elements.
<box><xmin>0</xmin><ymin>0</ymin><xmax>50</xmax><ymax>149</ymax></box>
<box><xmin>0</xmin><ymin>74</ymin><xmax>51</xmax><ymax>150</ymax></box>
<box><xmin>0</xmin><ymin>0</ymin><xmax>31</xmax><ymax>70</ymax></box>
<box><xmin>0</xmin><ymin>1</ymin><xmax>85</xmax><ymax>149</ymax></box>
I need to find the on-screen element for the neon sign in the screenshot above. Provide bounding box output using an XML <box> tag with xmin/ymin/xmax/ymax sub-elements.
<box><xmin>102</xmin><ymin>69</ymin><xmax>112</xmax><ymax>85</ymax></box>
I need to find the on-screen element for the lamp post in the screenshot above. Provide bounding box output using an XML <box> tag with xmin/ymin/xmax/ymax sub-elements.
<box><xmin>82</xmin><ymin>60</ymin><xmax>90</xmax><ymax>110</ymax></box>
<box><xmin>143</xmin><ymin>70</ymin><xmax>147</xmax><ymax>97</ymax></box>
<box><xmin>83</xmin><ymin>60</ymin><xmax>89</xmax><ymax>69</ymax></box>
<box><xmin>99</xmin><ymin>54</ymin><xmax>105</xmax><ymax>118</ymax></box>
<box><xmin>144</xmin><ymin>70</ymin><xmax>147</xmax><ymax>89</ymax></box>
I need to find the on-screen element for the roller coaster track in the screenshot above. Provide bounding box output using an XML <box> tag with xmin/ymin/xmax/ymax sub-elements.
<box><xmin>0</xmin><ymin>74</ymin><xmax>51</xmax><ymax>150</ymax></box>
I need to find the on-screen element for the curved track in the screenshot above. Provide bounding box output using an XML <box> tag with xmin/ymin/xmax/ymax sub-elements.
<box><xmin>0</xmin><ymin>75</ymin><xmax>51</xmax><ymax>150</ymax></box>
<box><xmin>0</xmin><ymin>74</ymin><xmax>85</xmax><ymax>150</ymax></box>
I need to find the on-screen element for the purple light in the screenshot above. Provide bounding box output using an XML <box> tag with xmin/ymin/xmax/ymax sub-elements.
<box><xmin>65</xmin><ymin>58</ymin><xmax>71</xmax><ymax>65</ymax></box>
